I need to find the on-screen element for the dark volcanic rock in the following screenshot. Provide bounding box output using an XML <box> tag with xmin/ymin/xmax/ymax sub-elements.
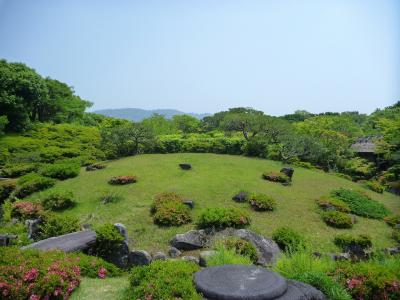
<box><xmin>179</xmin><ymin>163</ymin><xmax>192</xmax><ymax>170</ymax></box>
<box><xmin>168</xmin><ymin>247</ymin><xmax>182</xmax><ymax>258</ymax></box>
<box><xmin>276</xmin><ymin>280</ymin><xmax>327</xmax><ymax>300</ymax></box>
<box><xmin>0</xmin><ymin>234</ymin><xmax>17</xmax><ymax>246</ymax></box>
<box><xmin>183</xmin><ymin>200</ymin><xmax>195</xmax><ymax>209</ymax></box>
<box><xmin>114</xmin><ymin>223</ymin><xmax>129</xmax><ymax>243</ymax></box>
<box><xmin>21</xmin><ymin>230</ymin><xmax>97</xmax><ymax>252</ymax></box>
<box><xmin>194</xmin><ymin>265</ymin><xmax>288</xmax><ymax>300</ymax></box>
<box><xmin>182</xmin><ymin>255</ymin><xmax>200</xmax><ymax>264</ymax></box>
<box><xmin>25</xmin><ymin>218</ymin><xmax>42</xmax><ymax>240</ymax></box>
<box><xmin>170</xmin><ymin>230</ymin><xmax>208</xmax><ymax>250</ymax></box>
<box><xmin>129</xmin><ymin>250</ymin><xmax>152</xmax><ymax>266</ymax></box>
<box><xmin>153</xmin><ymin>251</ymin><xmax>167</xmax><ymax>261</ymax></box>
<box><xmin>105</xmin><ymin>242</ymin><xmax>130</xmax><ymax>269</ymax></box>
<box><xmin>280</xmin><ymin>167</ymin><xmax>294</xmax><ymax>179</ymax></box>
<box><xmin>232</xmin><ymin>192</ymin><xmax>248</xmax><ymax>203</ymax></box>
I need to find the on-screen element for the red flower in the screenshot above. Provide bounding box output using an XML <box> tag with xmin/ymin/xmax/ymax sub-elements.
<box><xmin>24</xmin><ymin>268</ymin><xmax>39</xmax><ymax>282</ymax></box>
<box><xmin>98</xmin><ymin>267</ymin><xmax>107</xmax><ymax>279</ymax></box>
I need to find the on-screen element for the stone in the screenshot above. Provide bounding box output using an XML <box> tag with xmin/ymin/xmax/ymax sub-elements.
<box><xmin>395</xmin><ymin>224</ymin><xmax>400</xmax><ymax>230</ymax></box>
<box><xmin>0</xmin><ymin>234</ymin><xmax>16</xmax><ymax>247</ymax></box>
<box><xmin>181</xmin><ymin>255</ymin><xmax>199</xmax><ymax>265</ymax></box>
<box><xmin>280</xmin><ymin>167</ymin><xmax>294</xmax><ymax>179</ymax></box>
<box><xmin>232</xmin><ymin>192</ymin><xmax>248</xmax><ymax>203</ymax></box>
<box><xmin>25</xmin><ymin>218</ymin><xmax>41</xmax><ymax>240</ymax></box>
<box><xmin>179</xmin><ymin>163</ymin><xmax>192</xmax><ymax>170</ymax></box>
<box><xmin>276</xmin><ymin>280</ymin><xmax>327</xmax><ymax>300</ymax></box>
<box><xmin>129</xmin><ymin>250</ymin><xmax>152</xmax><ymax>266</ymax></box>
<box><xmin>168</xmin><ymin>247</ymin><xmax>182</xmax><ymax>258</ymax></box>
<box><xmin>183</xmin><ymin>200</ymin><xmax>195</xmax><ymax>209</ymax></box>
<box><xmin>194</xmin><ymin>265</ymin><xmax>288</xmax><ymax>300</ymax></box>
<box><xmin>199</xmin><ymin>250</ymin><xmax>217</xmax><ymax>267</ymax></box>
<box><xmin>114</xmin><ymin>223</ymin><xmax>129</xmax><ymax>243</ymax></box>
<box><xmin>105</xmin><ymin>242</ymin><xmax>130</xmax><ymax>269</ymax></box>
<box><xmin>350</xmin><ymin>214</ymin><xmax>357</xmax><ymax>224</ymax></box>
<box><xmin>170</xmin><ymin>230</ymin><xmax>208</xmax><ymax>250</ymax></box>
<box><xmin>329</xmin><ymin>252</ymin><xmax>351</xmax><ymax>261</ymax></box>
<box><xmin>385</xmin><ymin>246</ymin><xmax>400</xmax><ymax>255</ymax></box>
<box><xmin>21</xmin><ymin>230</ymin><xmax>97</xmax><ymax>252</ymax></box>
<box><xmin>233</xmin><ymin>229</ymin><xmax>281</xmax><ymax>265</ymax></box>
<box><xmin>153</xmin><ymin>251</ymin><xmax>167</xmax><ymax>260</ymax></box>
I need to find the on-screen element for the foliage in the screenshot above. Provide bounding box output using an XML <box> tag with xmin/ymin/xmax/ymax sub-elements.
<box><xmin>335</xmin><ymin>256</ymin><xmax>400</xmax><ymax>300</ymax></box>
<box><xmin>272</xmin><ymin>226</ymin><xmax>306</xmax><ymax>253</ymax></box>
<box><xmin>207</xmin><ymin>244</ymin><xmax>253</xmax><ymax>266</ymax></box>
<box><xmin>38</xmin><ymin>214</ymin><xmax>80</xmax><ymax>239</ymax></box>
<box><xmin>331</xmin><ymin>188</ymin><xmax>390</xmax><ymax>219</ymax></box>
<box><xmin>0</xmin><ymin>163</ymin><xmax>37</xmax><ymax>178</ymax></box>
<box><xmin>108</xmin><ymin>175</ymin><xmax>137</xmax><ymax>185</ymax></box>
<box><xmin>333</xmin><ymin>234</ymin><xmax>372</xmax><ymax>252</ymax></box>
<box><xmin>273</xmin><ymin>249</ymin><xmax>352</xmax><ymax>300</ymax></box>
<box><xmin>364</xmin><ymin>180</ymin><xmax>385</xmax><ymax>193</ymax></box>
<box><xmin>392</xmin><ymin>228</ymin><xmax>400</xmax><ymax>243</ymax></box>
<box><xmin>152</xmin><ymin>199</ymin><xmax>192</xmax><ymax>226</ymax></box>
<box><xmin>13</xmin><ymin>173</ymin><xmax>56</xmax><ymax>198</ymax></box>
<box><xmin>172</xmin><ymin>114</ymin><xmax>201</xmax><ymax>134</ymax></box>
<box><xmin>0</xmin><ymin>222</ymin><xmax>31</xmax><ymax>246</ymax></box>
<box><xmin>248</xmin><ymin>193</ymin><xmax>277</xmax><ymax>211</ymax></box>
<box><xmin>94</xmin><ymin>223</ymin><xmax>125</xmax><ymax>258</ymax></box>
<box><xmin>316</xmin><ymin>196</ymin><xmax>350</xmax><ymax>213</ymax></box>
<box><xmin>0</xmin><ymin>181</ymin><xmax>16</xmax><ymax>203</ymax></box>
<box><xmin>67</xmin><ymin>252</ymin><xmax>123</xmax><ymax>278</ymax></box>
<box><xmin>384</xmin><ymin>215</ymin><xmax>400</xmax><ymax>227</ymax></box>
<box><xmin>99</xmin><ymin>189</ymin><xmax>124</xmax><ymax>204</ymax></box>
<box><xmin>321</xmin><ymin>211</ymin><xmax>353</xmax><ymax>229</ymax></box>
<box><xmin>0</xmin><ymin>247</ymin><xmax>81</xmax><ymax>299</ymax></box>
<box><xmin>0</xmin><ymin>115</ymin><xmax>7</xmax><ymax>136</ymax></box>
<box><xmin>127</xmin><ymin>260</ymin><xmax>201</xmax><ymax>300</ymax></box>
<box><xmin>86</xmin><ymin>163</ymin><xmax>106</xmax><ymax>171</ymax></box>
<box><xmin>343</xmin><ymin>157</ymin><xmax>376</xmax><ymax>180</ymax></box>
<box><xmin>197</xmin><ymin>207</ymin><xmax>251</xmax><ymax>229</ymax></box>
<box><xmin>41</xmin><ymin>189</ymin><xmax>76</xmax><ymax>211</ymax></box>
<box><xmin>221</xmin><ymin>237</ymin><xmax>258</xmax><ymax>263</ymax></box>
<box><xmin>39</xmin><ymin>161</ymin><xmax>80</xmax><ymax>179</ymax></box>
<box><xmin>11</xmin><ymin>201</ymin><xmax>44</xmax><ymax>220</ymax></box>
<box><xmin>262</xmin><ymin>171</ymin><xmax>290</xmax><ymax>184</ymax></box>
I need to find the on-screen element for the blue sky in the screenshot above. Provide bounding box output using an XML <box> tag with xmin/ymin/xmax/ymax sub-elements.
<box><xmin>0</xmin><ymin>0</ymin><xmax>399</xmax><ymax>115</ymax></box>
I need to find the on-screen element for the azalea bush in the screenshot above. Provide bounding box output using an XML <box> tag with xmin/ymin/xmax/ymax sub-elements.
<box><xmin>272</xmin><ymin>226</ymin><xmax>306</xmax><ymax>253</ymax></box>
<box><xmin>262</xmin><ymin>171</ymin><xmax>290</xmax><ymax>184</ymax></box>
<box><xmin>11</xmin><ymin>201</ymin><xmax>44</xmax><ymax>220</ymax></box>
<box><xmin>197</xmin><ymin>207</ymin><xmax>251</xmax><ymax>229</ymax></box>
<box><xmin>94</xmin><ymin>223</ymin><xmax>125</xmax><ymax>258</ymax></box>
<box><xmin>221</xmin><ymin>237</ymin><xmax>258</xmax><ymax>263</ymax></box>
<box><xmin>38</xmin><ymin>214</ymin><xmax>80</xmax><ymax>239</ymax></box>
<box><xmin>108</xmin><ymin>175</ymin><xmax>137</xmax><ymax>185</ymax></box>
<box><xmin>0</xmin><ymin>164</ymin><xmax>37</xmax><ymax>178</ymax></box>
<box><xmin>41</xmin><ymin>190</ymin><xmax>76</xmax><ymax>211</ymax></box>
<box><xmin>0</xmin><ymin>181</ymin><xmax>15</xmax><ymax>203</ymax></box>
<box><xmin>364</xmin><ymin>180</ymin><xmax>385</xmax><ymax>193</ymax></box>
<box><xmin>12</xmin><ymin>173</ymin><xmax>56</xmax><ymax>199</ymax></box>
<box><xmin>316</xmin><ymin>196</ymin><xmax>350</xmax><ymax>213</ymax></box>
<box><xmin>150</xmin><ymin>192</ymin><xmax>191</xmax><ymax>226</ymax></box>
<box><xmin>321</xmin><ymin>211</ymin><xmax>353</xmax><ymax>229</ymax></box>
<box><xmin>248</xmin><ymin>193</ymin><xmax>277</xmax><ymax>211</ymax></box>
<box><xmin>39</xmin><ymin>162</ymin><xmax>80</xmax><ymax>180</ymax></box>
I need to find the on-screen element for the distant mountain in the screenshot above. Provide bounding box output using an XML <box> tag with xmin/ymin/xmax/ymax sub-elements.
<box><xmin>93</xmin><ymin>108</ymin><xmax>210</xmax><ymax>121</ymax></box>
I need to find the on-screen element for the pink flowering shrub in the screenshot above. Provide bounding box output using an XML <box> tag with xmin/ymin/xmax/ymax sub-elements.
<box><xmin>98</xmin><ymin>267</ymin><xmax>107</xmax><ymax>279</ymax></box>
<box><xmin>11</xmin><ymin>201</ymin><xmax>44</xmax><ymax>220</ymax></box>
<box><xmin>108</xmin><ymin>175</ymin><xmax>137</xmax><ymax>185</ymax></box>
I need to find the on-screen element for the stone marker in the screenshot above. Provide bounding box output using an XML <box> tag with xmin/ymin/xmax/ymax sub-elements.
<box><xmin>179</xmin><ymin>163</ymin><xmax>192</xmax><ymax>170</ymax></box>
<box><xmin>129</xmin><ymin>250</ymin><xmax>152</xmax><ymax>266</ymax></box>
<box><xmin>21</xmin><ymin>230</ymin><xmax>97</xmax><ymax>252</ymax></box>
<box><xmin>280</xmin><ymin>167</ymin><xmax>294</xmax><ymax>179</ymax></box>
<box><xmin>170</xmin><ymin>229</ymin><xmax>207</xmax><ymax>250</ymax></box>
<box><xmin>194</xmin><ymin>265</ymin><xmax>288</xmax><ymax>300</ymax></box>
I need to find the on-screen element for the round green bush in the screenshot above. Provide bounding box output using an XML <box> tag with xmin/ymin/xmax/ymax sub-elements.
<box><xmin>108</xmin><ymin>175</ymin><xmax>137</xmax><ymax>185</ymax></box>
<box><xmin>262</xmin><ymin>172</ymin><xmax>290</xmax><ymax>184</ymax></box>
<box><xmin>128</xmin><ymin>260</ymin><xmax>201</xmax><ymax>300</ymax></box>
<box><xmin>364</xmin><ymin>181</ymin><xmax>384</xmax><ymax>193</ymax></box>
<box><xmin>41</xmin><ymin>190</ymin><xmax>75</xmax><ymax>211</ymax></box>
<box><xmin>222</xmin><ymin>237</ymin><xmax>258</xmax><ymax>263</ymax></box>
<box><xmin>321</xmin><ymin>211</ymin><xmax>353</xmax><ymax>229</ymax></box>
<box><xmin>94</xmin><ymin>223</ymin><xmax>125</xmax><ymax>257</ymax></box>
<box><xmin>0</xmin><ymin>164</ymin><xmax>37</xmax><ymax>178</ymax></box>
<box><xmin>153</xmin><ymin>200</ymin><xmax>191</xmax><ymax>226</ymax></box>
<box><xmin>272</xmin><ymin>226</ymin><xmax>306</xmax><ymax>252</ymax></box>
<box><xmin>151</xmin><ymin>192</ymin><xmax>183</xmax><ymax>213</ymax></box>
<box><xmin>13</xmin><ymin>173</ymin><xmax>56</xmax><ymax>198</ymax></box>
<box><xmin>0</xmin><ymin>181</ymin><xmax>16</xmax><ymax>203</ymax></box>
<box><xmin>384</xmin><ymin>215</ymin><xmax>400</xmax><ymax>227</ymax></box>
<box><xmin>197</xmin><ymin>207</ymin><xmax>251</xmax><ymax>229</ymax></box>
<box><xmin>38</xmin><ymin>214</ymin><xmax>80</xmax><ymax>239</ymax></box>
<box><xmin>316</xmin><ymin>196</ymin><xmax>350</xmax><ymax>213</ymax></box>
<box><xmin>248</xmin><ymin>193</ymin><xmax>277</xmax><ymax>211</ymax></box>
<box><xmin>11</xmin><ymin>201</ymin><xmax>44</xmax><ymax>220</ymax></box>
<box><xmin>39</xmin><ymin>162</ymin><xmax>80</xmax><ymax>180</ymax></box>
<box><xmin>334</xmin><ymin>234</ymin><xmax>372</xmax><ymax>251</ymax></box>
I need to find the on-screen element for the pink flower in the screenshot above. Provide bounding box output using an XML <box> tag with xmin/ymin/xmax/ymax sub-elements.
<box><xmin>29</xmin><ymin>295</ymin><xmax>40</xmax><ymax>300</ymax></box>
<box><xmin>98</xmin><ymin>267</ymin><xmax>107</xmax><ymax>279</ymax></box>
<box><xmin>54</xmin><ymin>287</ymin><xmax>62</xmax><ymax>296</ymax></box>
<box><xmin>24</xmin><ymin>268</ymin><xmax>39</xmax><ymax>282</ymax></box>
<box><xmin>347</xmin><ymin>277</ymin><xmax>363</xmax><ymax>290</ymax></box>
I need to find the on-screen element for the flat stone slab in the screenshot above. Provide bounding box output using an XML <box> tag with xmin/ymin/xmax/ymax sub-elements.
<box><xmin>194</xmin><ymin>265</ymin><xmax>287</xmax><ymax>300</ymax></box>
<box><xmin>21</xmin><ymin>230</ymin><xmax>96</xmax><ymax>252</ymax></box>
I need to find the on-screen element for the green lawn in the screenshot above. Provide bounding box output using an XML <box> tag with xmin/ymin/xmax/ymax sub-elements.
<box><xmin>70</xmin><ymin>277</ymin><xmax>129</xmax><ymax>300</ymax></box>
<box><xmin>29</xmin><ymin>153</ymin><xmax>400</xmax><ymax>253</ymax></box>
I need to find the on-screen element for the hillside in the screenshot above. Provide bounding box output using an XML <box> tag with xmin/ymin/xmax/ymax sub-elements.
<box><xmin>93</xmin><ymin>108</ymin><xmax>210</xmax><ymax>121</ymax></box>
<box><xmin>28</xmin><ymin>153</ymin><xmax>400</xmax><ymax>253</ymax></box>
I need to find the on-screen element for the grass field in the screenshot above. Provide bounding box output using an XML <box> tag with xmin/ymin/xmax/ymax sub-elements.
<box><xmin>70</xmin><ymin>277</ymin><xmax>129</xmax><ymax>300</ymax></box>
<box><xmin>28</xmin><ymin>153</ymin><xmax>400</xmax><ymax>253</ymax></box>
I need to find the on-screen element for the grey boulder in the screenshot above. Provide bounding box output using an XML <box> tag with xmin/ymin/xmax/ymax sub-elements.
<box><xmin>276</xmin><ymin>280</ymin><xmax>327</xmax><ymax>300</ymax></box>
<box><xmin>153</xmin><ymin>251</ymin><xmax>167</xmax><ymax>261</ymax></box>
<box><xmin>170</xmin><ymin>230</ymin><xmax>208</xmax><ymax>250</ymax></box>
<box><xmin>129</xmin><ymin>250</ymin><xmax>152</xmax><ymax>266</ymax></box>
<box><xmin>181</xmin><ymin>255</ymin><xmax>200</xmax><ymax>265</ymax></box>
<box><xmin>168</xmin><ymin>246</ymin><xmax>182</xmax><ymax>258</ymax></box>
<box><xmin>199</xmin><ymin>250</ymin><xmax>217</xmax><ymax>267</ymax></box>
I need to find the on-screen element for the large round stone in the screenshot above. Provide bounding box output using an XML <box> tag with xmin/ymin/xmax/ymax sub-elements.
<box><xmin>194</xmin><ymin>265</ymin><xmax>287</xmax><ymax>300</ymax></box>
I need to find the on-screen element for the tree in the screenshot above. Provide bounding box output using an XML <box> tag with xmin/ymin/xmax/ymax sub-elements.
<box><xmin>0</xmin><ymin>116</ymin><xmax>8</xmax><ymax>136</ymax></box>
<box><xmin>172</xmin><ymin>115</ymin><xmax>200</xmax><ymax>134</ymax></box>
<box><xmin>220</xmin><ymin>108</ymin><xmax>265</xmax><ymax>140</ymax></box>
<box><xmin>141</xmin><ymin>113</ymin><xmax>176</xmax><ymax>135</ymax></box>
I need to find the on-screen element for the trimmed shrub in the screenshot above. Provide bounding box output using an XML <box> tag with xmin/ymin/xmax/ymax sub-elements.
<box><xmin>222</xmin><ymin>237</ymin><xmax>258</xmax><ymax>263</ymax></box>
<box><xmin>262</xmin><ymin>171</ymin><xmax>290</xmax><ymax>184</ymax></box>
<box><xmin>334</xmin><ymin>234</ymin><xmax>372</xmax><ymax>253</ymax></box>
<box><xmin>11</xmin><ymin>201</ymin><xmax>44</xmax><ymax>220</ymax></box>
<box><xmin>321</xmin><ymin>211</ymin><xmax>353</xmax><ymax>229</ymax></box>
<box><xmin>197</xmin><ymin>207</ymin><xmax>251</xmax><ymax>229</ymax></box>
<box><xmin>0</xmin><ymin>164</ymin><xmax>37</xmax><ymax>178</ymax></box>
<box><xmin>331</xmin><ymin>188</ymin><xmax>390</xmax><ymax>219</ymax></box>
<box><xmin>69</xmin><ymin>252</ymin><xmax>123</xmax><ymax>278</ymax></box>
<box><xmin>0</xmin><ymin>181</ymin><xmax>16</xmax><ymax>203</ymax></box>
<box><xmin>208</xmin><ymin>244</ymin><xmax>253</xmax><ymax>266</ymax></box>
<box><xmin>153</xmin><ymin>200</ymin><xmax>191</xmax><ymax>226</ymax></box>
<box><xmin>364</xmin><ymin>180</ymin><xmax>385</xmax><ymax>193</ymax></box>
<box><xmin>38</xmin><ymin>214</ymin><xmax>80</xmax><ymax>239</ymax></box>
<box><xmin>272</xmin><ymin>226</ymin><xmax>306</xmax><ymax>253</ymax></box>
<box><xmin>248</xmin><ymin>193</ymin><xmax>277</xmax><ymax>211</ymax></box>
<box><xmin>292</xmin><ymin>161</ymin><xmax>315</xmax><ymax>169</ymax></box>
<box><xmin>384</xmin><ymin>215</ymin><xmax>400</xmax><ymax>227</ymax></box>
<box><xmin>13</xmin><ymin>173</ymin><xmax>56</xmax><ymax>198</ymax></box>
<box><xmin>41</xmin><ymin>190</ymin><xmax>75</xmax><ymax>211</ymax></box>
<box><xmin>94</xmin><ymin>223</ymin><xmax>125</xmax><ymax>257</ymax></box>
<box><xmin>0</xmin><ymin>247</ymin><xmax>81</xmax><ymax>299</ymax></box>
<box><xmin>128</xmin><ymin>260</ymin><xmax>201</xmax><ymax>300</ymax></box>
<box><xmin>108</xmin><ymin>175</ymin><xmax>137</xmax><ymax>185</ymax></box>
<box><xmin>86</xmin><ymin>163</ymin><xmax>106</xmax><ymax>171</ymax></box>
<box><xmin>151</xmin><ymin>192</ymin><xmax>183</xmax><ymax>212</ymax></box>
<box><xmin>99</xmin><ymin>189</ymin><xmax>124</xmax><ymax>204</ymax></box>
<box><xmin>316</xmin><ymin>196</ymin><xmax>350</xmax><ymax>213</ymax></box>
<box><xmin>39</xmin><ymin>162</ymin><xmax>80</xmax><ymax>180</ymax></box>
